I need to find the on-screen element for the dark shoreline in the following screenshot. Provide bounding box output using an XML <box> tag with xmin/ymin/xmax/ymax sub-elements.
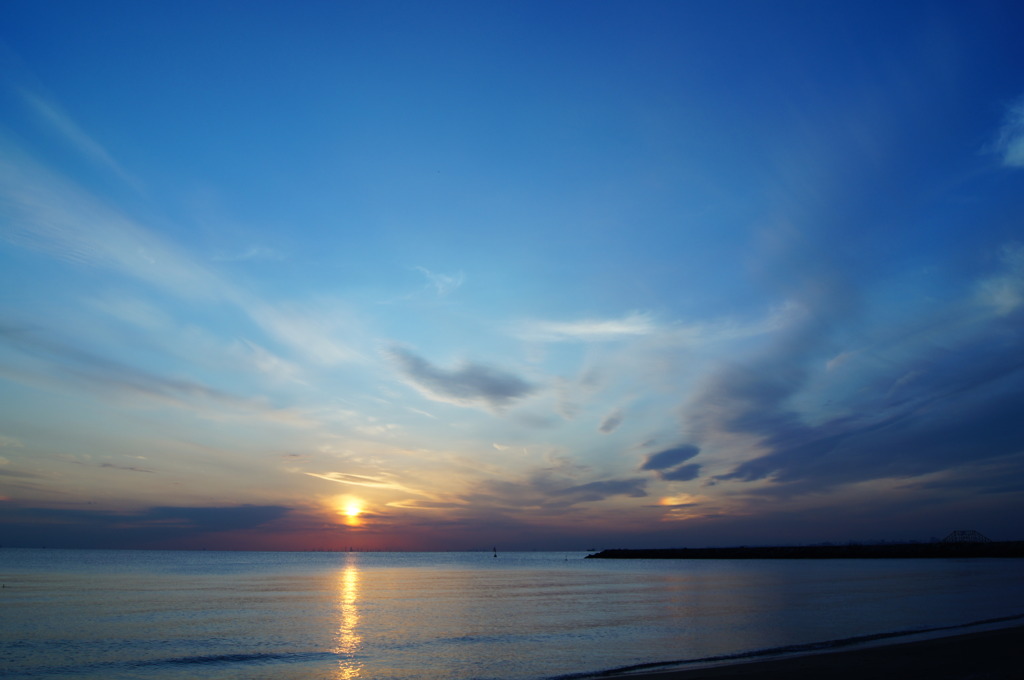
<box><xmin>586</xmin><ymin>541</ymin><xmax>1024</xmax><ymax>559</ymax></box>
<box><xmin>594</xmin><ymin>624</ymin><xmax>1024</xmax><ymax>680</ymax></box>
<box><xmin>560</xmin><ymin>613</ymin><xmax>1024</xmax><ymax>679</ymax></box>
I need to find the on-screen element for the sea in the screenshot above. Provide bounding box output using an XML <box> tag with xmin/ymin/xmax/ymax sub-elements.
<box><xmin>1</xmin><ymin>549</ymin><xmax>1023</xmax><ymax>680</ymax></box>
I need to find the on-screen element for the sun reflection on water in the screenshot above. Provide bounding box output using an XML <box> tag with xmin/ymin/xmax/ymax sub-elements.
<box><xmin>334</xmin><ymin>560</ymin><xmax>362</xmax><ymax>679</ymax></box>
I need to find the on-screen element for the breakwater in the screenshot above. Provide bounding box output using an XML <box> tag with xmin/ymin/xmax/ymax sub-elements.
<box><xmin>586</xmin><ymin>542</ymin><xmax>1024</xmax><ymax>559</ymax></box>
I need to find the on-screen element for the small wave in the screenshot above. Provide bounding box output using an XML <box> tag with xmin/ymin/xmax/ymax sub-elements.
<box><xmin>12</xmin><ymin>650</ymin><xmax>351</xmax><ymax>677</ymax></box>
<box><xmin>131</xmin><ymin>651</ymin><xmax>328</xmax><ymax>666</ymax></box>
<box><xmin>550</xmin><ymin>612</ymin><xmax>1024</xmax><ymax>680</ymax></box>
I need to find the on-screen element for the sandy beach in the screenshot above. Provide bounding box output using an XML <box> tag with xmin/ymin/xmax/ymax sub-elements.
<box><xmin>604</xmin><ymin>625</ymin><xmax>1023</xmax><ymax>680</ymax></box>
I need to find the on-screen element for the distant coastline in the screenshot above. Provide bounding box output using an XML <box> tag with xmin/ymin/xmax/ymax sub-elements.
<box><xmin>586</xmin><ymin>541</ymin><xmax>1024</xmax><ymax>559</ymax></box>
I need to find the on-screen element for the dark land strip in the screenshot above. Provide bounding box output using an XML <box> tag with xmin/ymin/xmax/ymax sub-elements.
<box><xmin>595</xmin><ymin>624</ymin><xmax>1024</xmax><ymax>680</ymax></box>
<box><xmin>586</xmin><ymin>541</ymin><xmax>1024</xmax><ymax>559</ymax></box>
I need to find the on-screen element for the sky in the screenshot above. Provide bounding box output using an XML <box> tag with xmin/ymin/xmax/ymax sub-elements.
<box><xmin>2</xmin><ymin>0</ymin><xmax>1024</xmax><ymax>551</ymax></box>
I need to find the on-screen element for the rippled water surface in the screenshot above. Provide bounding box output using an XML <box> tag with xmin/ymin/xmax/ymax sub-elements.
<box><xmin>2</xmin><ymin>549</ymin><xmax>1023</xmax><ymax>679</ymax></box>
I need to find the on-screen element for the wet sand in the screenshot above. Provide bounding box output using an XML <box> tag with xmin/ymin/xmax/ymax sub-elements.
<box><xmin>604</xmin><ymin>625</ymin><xmax>1023</xmax><ymax>680</ymax></box>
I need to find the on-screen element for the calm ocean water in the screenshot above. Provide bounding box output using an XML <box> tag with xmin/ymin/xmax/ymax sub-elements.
<box><xmin>1</xmin><ymin>549</ymin><xmax>1022</xmax><ymax>680</ymax></box>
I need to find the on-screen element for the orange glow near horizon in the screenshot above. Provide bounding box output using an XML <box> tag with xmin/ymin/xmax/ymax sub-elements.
<box><xmin>658</xmin><ymin>493</ymin><xmax>707</xmax><ymax>521</ymax></box>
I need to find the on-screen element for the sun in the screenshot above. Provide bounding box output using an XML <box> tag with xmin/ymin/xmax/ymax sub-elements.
<box><xmin>344</xmin><ymin>500</ymin><xmax>363</xmax><ymax>519</ymax></box>
<box><xmin>333</xmin><ymin>496</ymin><xmax>365</xmax><ymax>527</ymax></box>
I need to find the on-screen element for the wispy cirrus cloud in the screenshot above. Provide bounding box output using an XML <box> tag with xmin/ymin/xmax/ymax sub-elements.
<box><xmin>518</xmin><ymin>312</ymin><xmax>656</xmax><ymax>342</ymax></box>
<box><xmin>517</xmin><ymin>306</ymin><xmax>794</xmax><ymax>354</ymax></box>
<box><xmin>0</xmin><ymin>435</ymin><xmax>25</xmax><ymax>450</ymax></box>
<box><xmin>99</xmin><ymin>462</ymin><xmax>155</xmax><ymax>473</ymax></box>
<box><xmin>0</xmin><ymin>143</ymin><xmax>218</xmax><ymax>296</ymax></box>
<box><xmin>415</xmin><ymin>266</ymin><xmax>464</xmax><ymax>296</ymax></box>
<box><xmin>0</xmin><ymin>139</ymin><xmax>363</xmax><ymax>367</ymax></box>
<box><xmin>213</xmin><ymin>244</ymin><xmax>285</xmax><ymax>262</ymax></box>
<box><xmin>243</xmin><ymin>300</ymin><xmax>364</xmax><ymax>366</ymax></box>
<box><xmin>974</xmin><ymin>242</ymin><xmax>1024</xmax><ymax>315</ymax></box>
<box><xmin>993</xmin><ymin>95</ymin><xmax>1024</xmax><ymax>168</ymax></box>
<box><xmin>0</xmin><ymin>324</ymin><xmax>307</xmax><ymax>424</ymax></box>
<box><xmin>385</xmin><ymin>499</ymin><xmax>465</xmax><ymax>510</ymax></box>
<box><xmin>304</xmin><ymin>471</ymin><xmax>427</xmax><ymax>496</ymax></box>
<box><xmin>0</xmin><ymin>467</ymin><xmax>40</xmax><ymax>479</ymax></box>
<box><xmin>230</xmin><ymin>339</ymin><xmax>306</xmax><ymax>384</ymax></box>
<box><xmin>21</xmin><ymin>89</ymin><xmax>141</xmax><ymax>189</ymax></box>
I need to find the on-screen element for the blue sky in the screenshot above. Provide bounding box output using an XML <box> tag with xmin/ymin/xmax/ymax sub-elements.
<box><xmin>2</xmin><ymin>0</ymin><xmax>1024</xmax><ymax>550</ymax></box>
